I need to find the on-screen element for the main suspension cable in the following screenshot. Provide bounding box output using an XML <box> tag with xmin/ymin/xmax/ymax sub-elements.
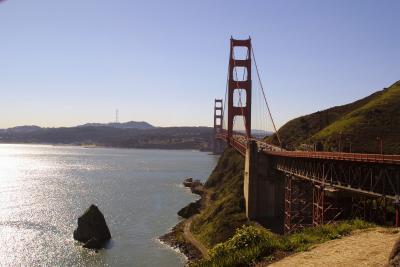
<box><xmin>251</xmin><ymin>46</ymin><xmax>282</xmax><ymax>146</ymax></box>
<box><xmin>222</xmin><ymin>53</ymin><xmax>230</xmax><ymax>131</ymax></box>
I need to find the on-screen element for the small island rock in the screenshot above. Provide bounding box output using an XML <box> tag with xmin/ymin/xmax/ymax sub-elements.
<box><xmin>73</xmin><ymin>204</ymin><xmax>111</xmax><ymax>249</ymax></box>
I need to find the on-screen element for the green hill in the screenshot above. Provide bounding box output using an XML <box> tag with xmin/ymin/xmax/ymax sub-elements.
<box><xmin>191</xmin><ymin>148</ymin><xmax>249</xmax><ymax>247</ymax></box>
<box><xmin>270</xmin><ymin>80</ymin><xmax>400</xmax><ymax>154</ymax></box>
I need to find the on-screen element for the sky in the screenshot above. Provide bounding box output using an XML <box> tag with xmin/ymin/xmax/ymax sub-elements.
<box><xmin>0</xmin><ymin>0</ymin><xmax>399</xmax><ymax>129</ymax></box>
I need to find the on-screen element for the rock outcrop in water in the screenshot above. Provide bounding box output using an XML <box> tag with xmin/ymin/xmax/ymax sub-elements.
<box><xmin>73</xmin><ymin>204</ymin><xmax>111</xmax><ymax>249</ymax></box>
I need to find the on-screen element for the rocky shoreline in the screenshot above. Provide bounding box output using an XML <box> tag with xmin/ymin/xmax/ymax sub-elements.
<box><xmin>159</xmin><ymin>178</ymin><xmax>206</xmax><ymax>264</ymax></box>
<box><xmin>159</xmin><ymin>221</ymin><xmax>202</xmax><ymax>262</ymax></box>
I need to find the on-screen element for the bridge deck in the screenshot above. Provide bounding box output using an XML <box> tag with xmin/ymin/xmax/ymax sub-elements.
<box><xmin>216</xmin><ymin>132</ymin><xmax>400</xmax><ymax>165</ymax></box>
<box><xmin>216</xmin><ymin>133</ymin><xmax>400</xmax><ymax>201</ymax></box>
<box><xmin>265</xmin><ymin>151</ymin><xmax>400</xmax><ymax>165</ymax></box>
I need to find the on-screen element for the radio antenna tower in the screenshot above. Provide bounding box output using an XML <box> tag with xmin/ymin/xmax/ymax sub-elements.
<box><xmin>116</xmin><ymin>109</ymin><xmax>119</xmax><ymax>123</ymax></box>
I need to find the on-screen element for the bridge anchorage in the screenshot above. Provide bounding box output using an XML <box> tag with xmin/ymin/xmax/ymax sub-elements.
<box><xmin>213</xmin><ymin>37</ymin><xmax>400</xmax><ymax>234</ymax></box>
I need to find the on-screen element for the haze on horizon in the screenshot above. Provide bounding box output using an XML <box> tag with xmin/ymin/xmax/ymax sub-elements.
<box><xmin>1</xmin><ymin>0</ymin><xmax>399</xmax><ymax>129</ymax></box>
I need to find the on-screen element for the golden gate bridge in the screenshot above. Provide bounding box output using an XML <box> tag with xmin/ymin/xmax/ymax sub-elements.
<box><xmin>213</xmin><ymin>37</ymin><xmax>400</xmax><ymax>234</ymax></box>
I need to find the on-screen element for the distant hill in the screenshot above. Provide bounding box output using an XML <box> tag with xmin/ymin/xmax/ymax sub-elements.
<box><xmin>7</xmin><ymin>125</ymin><xmax>42</xmax><ymax>133</ymax></box>
<box><xmin>0</xmin><ymin>125</ymin><xmax>213</xmax><ymax>151</ymax></box>
<box><xmin>269</xmin><ymin>80</ymin><xmax>400</xmax><ymax>154</ymax></box>
<box><xmin>78</xmin><ymin>121</ymin><xmax>154</xmax><ymax>130</ymax></box>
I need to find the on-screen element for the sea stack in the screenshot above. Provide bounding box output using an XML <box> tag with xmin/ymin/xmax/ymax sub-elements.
<box><xmin>73</xmin><ymin>204</ymin><xmax>111</xmax><ymax>249</ymax></box>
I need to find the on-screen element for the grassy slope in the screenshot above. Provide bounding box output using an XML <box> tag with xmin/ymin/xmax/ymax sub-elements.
<box><xmin>191</xmin><ymin>148</ymin><xmax>249</xmax><ymax>248</ymax></box>
<box><xmin>312</xmin><ymin>81</ymin><xmax>400</xmax><ymax>153</ymax></box>
<box><xmin>269</xmin><ymin>81</ymin><xmax>400</xmax><ymax>153</ymax></box>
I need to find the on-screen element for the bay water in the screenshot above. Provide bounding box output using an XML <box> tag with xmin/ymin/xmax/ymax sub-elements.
<box><xmin>0</xmin><ymin>144</ymin><xmax>218</xmax><ymax>266</ymax></box>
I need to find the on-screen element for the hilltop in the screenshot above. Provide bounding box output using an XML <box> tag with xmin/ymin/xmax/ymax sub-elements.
<box><xmin>269</xmin><ymin>80</ymin><xmax>400</xmax><ymax>154</ymax></box>
<box><xmin>78</xmin><ymin>121</ymin><xmax>154</xmax><ymax>129</ymax></box>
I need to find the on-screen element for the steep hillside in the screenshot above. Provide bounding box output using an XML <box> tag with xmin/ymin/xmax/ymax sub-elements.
<box><xmin>191</xmin><ymin>148</ymin><xmax>249</xmax><ymax>247</ymax></box>
<box><xmin>270</xmin><ymin>81</ymin><xmax>400</xmax><ymax>154</ymax></box>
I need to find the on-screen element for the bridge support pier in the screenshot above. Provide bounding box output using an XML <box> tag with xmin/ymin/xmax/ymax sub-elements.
<box><xmin>244</xmin><ymin>141</ymin><xmax>284</xmax><ymax>233</ymax></box>
<box><xmin>213</xmin><ymin>139</ymin><xmax>225</xmax><ymax>155</ymax></box>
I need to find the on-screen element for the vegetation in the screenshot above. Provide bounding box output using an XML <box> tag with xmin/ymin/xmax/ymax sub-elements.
<box><xmin>193</xmin><ymin>220</ymin><xmax>374</xmax><ymax>267</ymax></box>
<box><xmin>269</xmin><ymin>80</ymin><xmax>400</xmax><ymax>154</ymax></box>
<box><xmin>191</xmin><ymin>148</ymin><xmax>249</xmax><ymax>247</ymax></box>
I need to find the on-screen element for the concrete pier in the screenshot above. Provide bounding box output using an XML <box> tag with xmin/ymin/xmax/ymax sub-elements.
<box><xmin>244</xmin><ymin>140</ymin><xmax>284</xmax><ymax>233</ymax></box>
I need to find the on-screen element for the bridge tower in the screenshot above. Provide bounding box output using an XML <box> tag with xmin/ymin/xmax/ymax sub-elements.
<box><xmin>213</xmin><ymin>99</ymin><xmax>224</xmax><ymax>154</ymax></box>
<box><xmin>227</xmin><ymin>37</ymin><xmax>252</xmax><ymax>141</ymax></box>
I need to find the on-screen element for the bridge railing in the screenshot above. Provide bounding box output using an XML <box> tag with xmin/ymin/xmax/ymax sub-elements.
<box><xmin>230</xmin><ymin>137</ymin><xmax>247</xmax><ymax>156</ymax></box>
<box><xmin>216</xmin><ymin>132</ymin><xmax>247</xmax><ymax>156</ymax></box>
<box><xmin>216</xmin><ymin>131</ymin><xmax>400</xmax><ymax>164</ymax></box>
<box><xmin>264</xmin><ymin>150</ymin><xmax>400</xmax><ymax>165</ymax></box>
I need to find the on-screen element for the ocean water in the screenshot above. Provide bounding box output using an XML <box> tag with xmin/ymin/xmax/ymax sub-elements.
<box><xmin>0</xmin><ymin>144</ymin><xmax>218</xmax><ymax>267</ymax></box>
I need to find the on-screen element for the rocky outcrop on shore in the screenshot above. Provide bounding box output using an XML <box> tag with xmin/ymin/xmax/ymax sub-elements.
<box><xmin>178</xmin><ymin>200</ymin><xmax>201</xmax><ymax>219</ymax></box>
<box><xmin>183</xmin><ymin>177</ymin><xmax>204</xmax><ymax>196</ymax></box>
<box><xmin>159</xmin><ymin>222</ymin><xmax>202</xmax><ymax>262</ymax></box>
<box><xmin>73</xmin><ymin>204</ymin><xmax>111</xmax><ymax>250</ymax></box>
<box><xmin>159</xmin><ymin>178</ymin><xmax>207</xmax><ymax>264</ymax></box>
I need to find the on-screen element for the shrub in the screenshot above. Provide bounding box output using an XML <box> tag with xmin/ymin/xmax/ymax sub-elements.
<box><xmin>193</xmin><ymin>220</ymin><xmax>375</xmax><ymax>267</ymax></box>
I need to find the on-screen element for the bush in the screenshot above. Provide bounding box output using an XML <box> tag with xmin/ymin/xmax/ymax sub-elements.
<box><xmin>193</xmin><ymin>220</ymin><xmax>375</xmax><ymax>267</ymax></box>
<box><xmin>194</xmin><ymin>225</ymin><xmax>281</xmax><ymax>267</ymax></box>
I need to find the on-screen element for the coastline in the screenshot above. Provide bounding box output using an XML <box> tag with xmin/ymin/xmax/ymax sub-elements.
<box><xmin>159</xmin><ymin>182</ymin><xmax>207</xmax><ymax>264</ymax></box>
<box><xmin>159</xmin><ymin>221</ymin><xmax>202</xmax><ymax>263</ymax></box>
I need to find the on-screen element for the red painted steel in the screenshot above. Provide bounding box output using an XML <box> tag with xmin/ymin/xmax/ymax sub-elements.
<box><xmin>264</xmin><ymin>150</ymin><xmax>400</xmax><ymax>165</ymax></box>
<box><xmin>227</xmin><ymin>38</ymin><xmax>252</xmax><ymax>140</ymax></box>
<box><xmin>213</xmin><ymin>99</ymin><xmax>224</xmax><ymax>154</ymax></box>
<box><xmin>216</xmin><ymin>131</ymin><xmax>400</xmax><ymax>165</ymax></box>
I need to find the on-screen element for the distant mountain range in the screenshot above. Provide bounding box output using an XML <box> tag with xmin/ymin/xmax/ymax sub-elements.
<box><xmin>1</xmin><ymin>121</ymin><xmax>155</xmax><ymax>133</ymax></box>
<box><xmin>0</xmin><ymin>122</ymin><xmax>213</xmax><ymax>151</ymax></box>
<box><xmin>78</xmin><ymin>121</ymin><xmax>154</xmax><ymax>130</ymax></box>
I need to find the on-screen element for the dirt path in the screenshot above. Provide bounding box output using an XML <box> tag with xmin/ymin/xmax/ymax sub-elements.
<box><xmin>183</xmin><ymin>216</ymin><xmax>209</xmax><ymax>259</ymax></box>
<box><xmin>265</xmin><ymin>228</ymin><xmax>399</xmax><ymax>267</ymax></box>
<box><xmin>182</xmin><ymin>186</ymin><xmax>211</xmax><ymax>259</ymax></box>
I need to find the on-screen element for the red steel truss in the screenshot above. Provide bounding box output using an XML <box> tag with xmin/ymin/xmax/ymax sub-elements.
<box><xmin>284</xmin><ymin>175</ymin><xmax>312</xmax><ymax>234</ymax></box>
<box><xmin>214</xmin><ymin>133</ymin><xmax>400</xmax><ymax>229</ymax></box>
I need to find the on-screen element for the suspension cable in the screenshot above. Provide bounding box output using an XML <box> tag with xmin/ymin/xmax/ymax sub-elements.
<box><xmin>222</xmin><ymin>53</ymin><xmax>230</xmax><ymax>132</ymax></box>
<box><xmin>251</xmin><ymin>46</ymin><xmax>282</xmax><ymax>146</ymax></box>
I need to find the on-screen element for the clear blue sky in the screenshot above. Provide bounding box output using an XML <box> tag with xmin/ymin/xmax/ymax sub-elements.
<box><xmin>1</xmin><ymin>0</ymin><xmax>399</xmax><ymax>129</ymax></box>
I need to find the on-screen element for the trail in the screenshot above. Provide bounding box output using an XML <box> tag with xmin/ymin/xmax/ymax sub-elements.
<box><xmin>183</xmin><ymin>216</ymin><xmax>209</xmax><ymax>259</ymax></box>
<box><xmin>183</xmin><ymin>186</ymin><xmax>210</xmax><ymax>259</ymax></box>
<box><xmin>264</xmin><ymin>228</ymin><xmax>399</xmax><ymax>267</ymax></box>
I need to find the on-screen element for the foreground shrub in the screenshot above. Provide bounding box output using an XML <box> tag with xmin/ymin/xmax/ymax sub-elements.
<box><xmin>193</xmin><ymin>219</ymin><xmax>374</xmax><ymax>267</ymax></box>
<box><xmin>194</xmin><ymin>225</ymin><xmax>281</xmax><ymax>267</ymax></box>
